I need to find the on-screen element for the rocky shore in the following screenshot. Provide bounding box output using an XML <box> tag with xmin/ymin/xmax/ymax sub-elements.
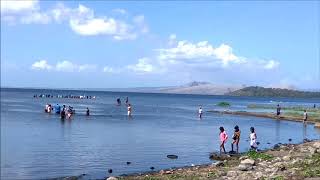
<box><xmin>107</xmin><ymin>140</ymin><xmax>320</xmax><ymax>180</ymax></box>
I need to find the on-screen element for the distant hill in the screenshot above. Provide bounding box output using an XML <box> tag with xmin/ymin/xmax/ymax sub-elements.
<box><xmin>226</xmin><ymin>86</ymin><xmax>320</xmax><ymax>98</ymax></box>
<box><xmin>100</xmin><ymin>81</ymin><xmax>242</xmax><ymax>95</ymax></box>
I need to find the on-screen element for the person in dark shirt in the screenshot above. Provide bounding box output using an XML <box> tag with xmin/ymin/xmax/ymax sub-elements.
<box><xmin>276</xmin><ymin>104</ymin><xmax>281</xmax><ymax>116</ymax></box>
<box><xmin>86</xmin><ymin>107</ymin><xmax>90</xmax><ymax>116</ymax></box>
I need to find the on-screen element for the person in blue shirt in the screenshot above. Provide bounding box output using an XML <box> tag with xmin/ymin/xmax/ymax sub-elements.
<box><xmin>55</xmin><ymin>104</ymin><xmax>61</xmax><ymax>114</ymax></box>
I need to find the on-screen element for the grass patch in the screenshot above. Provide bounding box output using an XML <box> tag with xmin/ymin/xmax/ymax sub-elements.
<box><xmin>271</xmin><ymin>176</ymin><xmax>284</xmax><ymax>180</ymax></box>
<box><xmin>246</xmin><ymin>150</ymin><xmax>273</xmax><ymax>160</ymax></box>
<box><xmin>247</xmin><ymin>104</ymin><xmax>320</xmax><ymax>112</ymax></box>
<box><xmin>301</xmin><ymin>153</ymin><xmax>320</xmax><ymax>177</ymax></box>
<box><xmin>217</xmin><ymin>102</ymin><xmax>231</xmax><ymax>107</ymax></box>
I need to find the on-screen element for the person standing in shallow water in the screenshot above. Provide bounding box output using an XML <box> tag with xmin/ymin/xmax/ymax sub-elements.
<box><xmin>198</xmin><ymin>106</ymin><xmax>203</xmax><ymax>119</ymax></box>
<box><xmin>125</xmin><ymin>97</ymin><xmax>129</xmax><ymax>105</ymax></box>
<box><xmin>276</xmin><ymin>104</ymin><xmax>281</xmax><ymax>116</ymax></box>
<box><xmin>219</xmin><ymin>127</ymin><xmax>228</xmax><ymax>154</ymax></box>
<box><xmin>303</xmin><ymin>110</ymin><xmax>308</xmax><ymax>123</ymax></box>
<box><xmin>231</xmin><ymin>125</ymin><xmax>241</xmax><ymax>153</ymax></box>
<box><xmin>250</xmin><ymin>127</ymin><xmax>258</xmax><ymax>151</ymax></box>
<box><xmin>86</xmin><ymin>107</ymin><xmax>90</xmax><ymax>116</ymax></box>
<box><xmin>127</xmin><ymin>104</ymin><xmax>132</xmax><ymax>117</ymax></box>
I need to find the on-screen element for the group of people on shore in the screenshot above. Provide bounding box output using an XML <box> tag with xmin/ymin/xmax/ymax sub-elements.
<box><xmin>219</xmin><ymin>125</ymin><xmax>258</xmax><ymax>154</ymax></box>
<box><xmin>35</xmin><ymin>94</ymin><xmax>96</xmax><ymax>99</ymax></box>
<box><xmin>45</xmin><ymin>103</ymin><xmax>90</xmax><ymax>119</ymax></box>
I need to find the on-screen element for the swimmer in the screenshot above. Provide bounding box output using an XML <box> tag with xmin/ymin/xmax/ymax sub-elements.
<box><xmin>125</xmin><ymin>97</ymin><xmax>129</xmax><ymax>104</ymax></box>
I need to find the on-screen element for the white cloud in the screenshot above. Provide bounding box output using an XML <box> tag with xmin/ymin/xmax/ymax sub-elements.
<box><xmin>263</xmin><ymin>60</ymin><xmax>280</xmax><ymax>69</ymax></box>
<box><xmin>133</xmin><ymin>15</ymin><xmax>149</xmax><ymax>33</ymax></box>
<box><xmin>20</xmin><ymin>11</ymin><xmax>51</xmax><ymax>24</ymax></box>
<box><xmin>103</xmin><ymin>66</ymin><xmax>122</xmax><ymax>73</ymax></box>
<box><xmin>31</xmin><ymin>60</ymin><xmax>96</xmax><ymax>72</ymax></box>
<box><xmin>2</xmin><ymin>2</ymin><xmax>148</xmax><ymax>40</ymax></box>
<box><xmin>168</xmin><ymin>34</ymin><xmax>177</xmax><ymax>46</ymax></box>
<box><xmin>31</xmin><ymin>60</ymin><xmax>52</xmax><ymax>70</ymax></box>
<box><xmin>1</xmin><ymin>0</ymin><xmax>39</xmax><ymax>13</ymax></box>
<box><xmin>127</xmin><ymin>58</ymin><xmax>154</xmax><ymax>73</ymax></box>
<box><xmin>109</xmin><ymin>35</ymin><xmax>280</xmax><ymax>75</ymax></box>
<box><xmin>112</xmin><ymin>8</ymin><xmax>127</xmax><ymax>15</ymax></box>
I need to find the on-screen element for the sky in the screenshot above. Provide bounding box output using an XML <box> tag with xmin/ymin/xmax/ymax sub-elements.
<box><xmin>1</xmin><ymin>0</ymin><xmax>319</xmax><ymax>89</ymax></box>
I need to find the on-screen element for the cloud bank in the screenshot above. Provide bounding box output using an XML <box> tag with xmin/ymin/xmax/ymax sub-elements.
<box><xmin>1</xmin><ymin>1</ymin><xmax>148</xmax><ymax>40</ymax></box>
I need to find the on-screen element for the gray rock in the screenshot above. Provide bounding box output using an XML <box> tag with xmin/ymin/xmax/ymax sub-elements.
<box><xmin>283</xmin><ymin>155</ymin><xmax>291</xmax><ymax>161</ymax></box>
<box><xmin>238</xmin><ymin>164</ymin><xmax>253</xmax><ymax>171</ymax></box>
<box><xmin>211</xmin><ymin>161</ymin><xmax>224</xmax><ymax>167</ymax></box>
<box><xmin>240</xmin><ymin>159</ymin><xmax>255</xmax><ymax>166</ymax></box>
<box><xmin>226</xmin><ymin>171</ymin><xmax>238</xmax><ymax>177</ymax></box>
<box><xmin>239</xmin><ymin>156</ymin><xmax>248</xmax><ymax>161</ymax></box>
<box><xmin>313</xmin><ymin>142</ymin><xmax>320</xmax><ymax>149</ymax></box>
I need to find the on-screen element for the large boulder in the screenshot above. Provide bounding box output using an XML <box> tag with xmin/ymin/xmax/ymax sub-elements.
<box><xmin>240</xmin><ymin>159</ymin><xmax>255</xmax><ymax>166</ymax></box>
<box><xmin>238</xmin><ymin>158</ymin><xmax>255</xmax><ymax>171</ymax></box>
<box><xmin>209</xmin><ymin>153</ymin><xmax>230</xmax><ymax>160</ymax></box>
<box><xmin>314</xmin><ymin>123</ymin><xmax>320</xmax><ymax>128</ymax></box>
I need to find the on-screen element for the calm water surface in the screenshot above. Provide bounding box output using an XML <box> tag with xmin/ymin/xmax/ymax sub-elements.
<box><xmin>1</xmin><ymin>88</ymin><xmax>320</xmax><ymax>180</ymax></box>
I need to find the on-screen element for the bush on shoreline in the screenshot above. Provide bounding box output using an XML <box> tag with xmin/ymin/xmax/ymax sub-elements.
<box><xmin>217</xmin><ymin>102</ymin><xmax>231</xmax><ymax>107</ymax></box>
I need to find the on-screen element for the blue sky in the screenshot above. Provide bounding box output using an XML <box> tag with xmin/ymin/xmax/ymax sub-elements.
<box><xmin>1</xmin><ymin>1</ymin><xmax>319</xmax><ymax>89</ymax></box>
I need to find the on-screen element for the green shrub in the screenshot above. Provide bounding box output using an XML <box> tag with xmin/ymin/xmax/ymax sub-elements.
<box><xmin>245</xmin><ymin>150</ymin><xmax>273</xmax><ymax>160</ymax></box>
<box><xmin>217</xmin><ymin>102</ymin><xmax>230</xmax><ymax>107</ymax></box>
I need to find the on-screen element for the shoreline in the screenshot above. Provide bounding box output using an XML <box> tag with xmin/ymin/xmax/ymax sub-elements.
<box><xmin>207</xmin><ymin>110</ymin><xmax>320</xmax><ymax>124</ymax></box>
<box><xmin>107</xmin><ymin>140</ymin><xmax>320</xmax><ymax>180</ymax></box>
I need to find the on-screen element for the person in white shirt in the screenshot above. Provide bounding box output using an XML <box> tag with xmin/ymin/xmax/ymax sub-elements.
<box><xmin>198</xmin><ymin>106</ymin><xmax>203</xmax><ymax>119</ymax></box>
<box><xmin>250</xmin><ymin>127</ymin><xmax>257</xmax><ymax>151</ymax></box>
<box><xmin>303</xmin><ymin>110</ymin><xmax>308</xmax><ymax>123</ymax></box>
<box><xmin>127</xmin><ymin>104</ymin><xmax>132</xmax><ymax>117</ymax></box>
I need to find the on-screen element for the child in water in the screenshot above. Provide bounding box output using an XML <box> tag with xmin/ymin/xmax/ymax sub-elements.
<box><xmin>250</xmin><ymin>127</ymin><xmax>258</xmax><ymax>151</ymax></box>
<box><xmin>231</xmin><ymin>125</ymin><xmax>241</xmax><ymax>153</ymax></box>
<box><xmin>219</xmin><ymin>127</ymin><xmax>228</xmax><ymax>154</ymax></box>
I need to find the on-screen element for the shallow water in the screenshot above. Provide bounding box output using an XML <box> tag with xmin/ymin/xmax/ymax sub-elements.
<box><xmin>1</xmin><ymin>88</ymin><xmax>320</xmax><ymax>180</ymax></box>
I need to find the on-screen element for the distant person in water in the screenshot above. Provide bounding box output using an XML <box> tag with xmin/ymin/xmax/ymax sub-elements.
<box><xmin>46</xmin><ymin>104</ymin><xmax>52</xmax><ymax>113</ymax></box>
<box><xmin>125</xmin><ymin>97</ymin><xmax>129</xmax><ymax>104</ymax></box>
<box><xmin>45</xmin><ymin>104</ymin><xmax>49</xmax><ymax>113</ymax></box>
<box><xmin>55</xmin><ymin>104</ymin><xmax>61</xmax><ymax>114</ymax></box>
<box><xmin>86</xmin><ymin>107</ymin><xmax>90</xmax><ymax>116</ymax></box>
<box><xmin>250</xmin><ymin>127</ymin><xmax>258</xmax><ymax>151</ymax></box>
<box><xmin>198</xmin><ymin>106</ymin><xmax>203</xmax><ymax>119</ymax></box>
<box><xmin>61</xmin><ymin>106</ymin><xmax>66</xmax><ymax>119</ymax></box>
<box><xmin>276</xmin><ymin>104</ymin><xmax>281</xmax><ymax>116</ymax></box>
<box><xmin>219</xmin><ymin>127</ymin><xmax>228</xmax><ymax>154</ymax></box>
<box><xmin>303</xmin><ymin>110</ymin><xmax>308</xmax><ymax>123</ymax></box>
<box><xmin>117</xmin><ymin>98</ymin><xmax>121</xmax><ymax>105</ymax></box>
<box><xmin>127</xmin><ymin>104</ymin><xmax>132</xmax><ymax>117</ymax></box>
<box><xmin>314</xmin><ymin>104</ymin><xmax>316</xmax><ymax>108</ymax></box>
<box><xmin>231</xmin><ymin>125</ymin><xmax>241</xmax><ymax>153</ymax></box>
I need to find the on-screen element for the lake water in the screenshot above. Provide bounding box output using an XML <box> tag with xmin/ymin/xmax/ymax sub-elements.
<box><xmin>1</xmin><ymin>88</ymin><xmax>320</xmax><ymax>180</ymax></box>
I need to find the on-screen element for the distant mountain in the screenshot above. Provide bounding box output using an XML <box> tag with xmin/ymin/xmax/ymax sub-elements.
<box><xmin>226</xmin><ymin>86</ymin><xmax>320</xmax><ymax>98</ymax></box>
<box><xmin>100</xmin><ymin>81</ymin><xmax>242</xmax><ymax>95</ymax></box>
